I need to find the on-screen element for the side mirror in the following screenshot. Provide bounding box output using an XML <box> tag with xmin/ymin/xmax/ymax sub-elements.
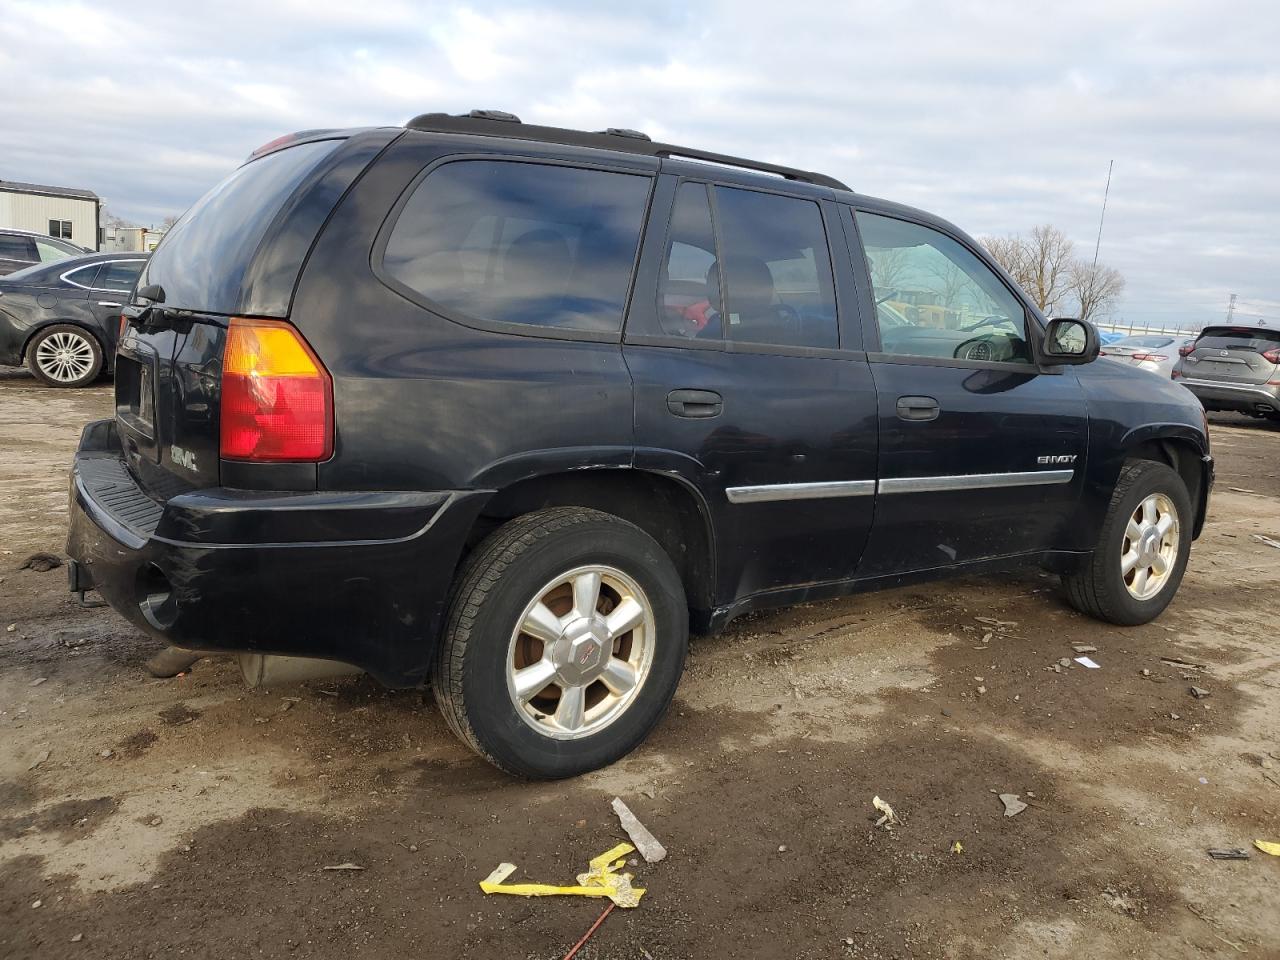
<box><xmin>1042</xmin><ymin>317</ymin><xmax>1100</xmax><ymax>365</ymax></box>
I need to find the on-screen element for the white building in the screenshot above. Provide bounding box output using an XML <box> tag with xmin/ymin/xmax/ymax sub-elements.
<box><xmin>0</xmin><ymin>179</ymin><xmax>102</xmax><ymax>251</ymax></box>
<box><xmin>102</xmin><ymin>225</ymin><xmax>166</xmax><ymax>253</ymax></box>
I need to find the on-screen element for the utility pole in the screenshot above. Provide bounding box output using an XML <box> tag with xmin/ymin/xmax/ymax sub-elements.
<box><xmin>1225</xmin><ymin>293</ymin><xmax>1237</xmax><ymax>322</ymax></box>
<box><xmin>1092</xmin><ymin>160</ymin><xmax>1114</xmax><ymax>270</ymax></box>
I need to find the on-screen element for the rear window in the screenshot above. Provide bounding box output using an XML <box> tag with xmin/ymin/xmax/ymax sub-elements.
<box><xmin>1196</xmin><ymin>327</ymin><xmax>1280</xmax><ymax>351</ymax></box>
<box><xmin>1115</xmin><ymin>336</ymin><xmax>1174</xmax><ymax>348</ymax></box>
<box><xmin>139</xmin><ymin>139</ymin><xmax>342</xmax><ymax>313</ymax></box>
<box><xmin>381</xmin><ymin>160</ymin><xmax>651</xmax><ymax>334</ymax></box>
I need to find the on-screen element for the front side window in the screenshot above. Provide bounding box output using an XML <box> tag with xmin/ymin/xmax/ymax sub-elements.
<box><xmin>95</xmin><ymin>260</ymin><xmax>144</xmax><ymax>293</ymax></box>
<box><xmin>383</xmin><ymin>161</ymin><xmax>651</xmax><ymax>334</ymax></box>
<box><xmin>856</xmin><ymin>212</ymin><xmax>1032</xmax><ymax>364</ymax></box>
<box><xmin>714</xmin><ymin>187</ymin><xmax>838</xmax><ymax>349</ymax></box>
<box><xmin>49</xmin><ymin>219</ymin><xmax>73</xmax><ymax>240</ymax></box>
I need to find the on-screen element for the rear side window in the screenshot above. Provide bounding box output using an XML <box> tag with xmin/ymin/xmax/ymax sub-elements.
<box><xmin>0</xmin><ymin>234</ymin><xmax>35</xmax><ymax>261</ymax></box>
<box><xmin>713</xmin><ymin>187</ymin><xmax>838</xmax><ymax>349</ymax></box>
<box><xmin>1195</xmin><ymin>328</ymin><xmax>1280</xmax><ymax>351</ymax></box>
<box><xmin>383</xmin><ymin>161</ymin><xmax>651</xmax><ymax>334</ymax></box>
<box><xmin>658</xmin><ymin>183</ymin><xmax>722</xmax><ymax>340</ymax></box>
<box><xmin>140</xmin><ymin>139</ymin><xmax>342</xmax><ymax>313</ymax></box>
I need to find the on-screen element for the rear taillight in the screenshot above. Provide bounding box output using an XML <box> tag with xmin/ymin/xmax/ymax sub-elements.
<box><xmin>119</xmin><ymin>314</ymin><xmax>127</xmax><ymax>340</ymax></box>
<box><xmin>220</xmin><ymin>317</ymin><xmax>333</xmax><ymax>462</ymax></box>
<box><xmin>1262</xmin><ymin>348</ymin><xmax>1280</xmax><ymax>363</ymax></box>
<box><xmin>1131</xmin><ymin>354</ymin><xmax>1168</xmax><ymax>362</ymax></box>
<box><xmin>1179</xmin><ymin>344</ymin><xmax>1195</xmax><ymax>357</ymax></box>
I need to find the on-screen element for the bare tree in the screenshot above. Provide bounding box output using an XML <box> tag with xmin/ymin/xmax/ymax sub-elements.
<box><xmin>160</xmin><ymin>214</ymin><xmax>180</xmax><ymax>231</ymax></box>
<box><xmin>981</xmin><ymin>226</ymin><xmax>1075</xmax><ymax>314</ymax></box>
<box><xmin>866</xmin><ymin>246</ymin><xmax>910</xmax><ymax>295</ymax></box>
<box><xmin>980</xmin><ymin>234</ymin><xmax>1031</xmax><ymax>291</ymax></box>
<box><xmin>101</xmin><ymin>208</ymin><xmax>135</xmax><ymax>230</ymax></box>
<box><xmin>1069</xmin><ymin>260</ymin><xmax>1125</xmax><ymax>324</ymax></box>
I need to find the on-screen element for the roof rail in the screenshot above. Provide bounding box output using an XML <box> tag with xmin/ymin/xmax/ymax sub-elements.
<box><xmin>404</xmin><ymin>111</ymin><xmax>849</xmax><ymax>191</ymax></box>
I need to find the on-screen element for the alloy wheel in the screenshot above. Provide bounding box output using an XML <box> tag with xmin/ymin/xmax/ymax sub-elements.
<box><xmin>1120</xmin><ymin>493</ymin><xmax>1180</xmax><ymax>600</ymax></box>
<box><xmin>506</xmin><ymin>564</ymin><xmax>655</xmax><ymax>740</ymax></box>
<box><xmin>34</xmin><ymin>331</ymin><xmax>96</xmax><ymax>384</ymax></box>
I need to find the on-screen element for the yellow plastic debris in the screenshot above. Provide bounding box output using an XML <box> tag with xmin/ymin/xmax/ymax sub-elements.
<box><xmin>478</xmin><ymin>842</ymin><xmax>645</xmax><ymax>908</ymax></box>
<box><xmin>1254</xmin><ymin>840</ymin><xmax>1280</xmax><ymax>857</ymax></box>
<box><xmin>951</xmin><ymin>841</ymin><xmax>963</xmax><ymax>854</ymax></box>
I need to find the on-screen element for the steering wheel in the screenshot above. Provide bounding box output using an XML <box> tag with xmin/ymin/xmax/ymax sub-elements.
<box><xmin>955</xmin><ymin>335</ymin><xmax>999</xmax><ymax>362</ymax></box>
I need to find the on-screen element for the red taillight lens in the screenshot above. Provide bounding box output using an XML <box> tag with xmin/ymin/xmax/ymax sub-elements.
<box><xmin>1179</xmin><ymin>344</ymin><xmax>1195</xmax><ymax>357</ymax></box>
<box><xmin>1132</xmin><ymin>353</ymin><xmax>1168</xmax><ymax>362</ymax></box>
<box><xmin>219</xmin><ymin>317</ymin><xmax>333</xmax><ymax>462</ymax></box>
<box><xmin>1262</xmin><ymin>348</ymin><xmax>1280</xmax><ymax>363</ymax></box>
<box><xmin>119</xmin><ymin>314</ymin><xmax>127</xmax><ymax>340</ymax></box>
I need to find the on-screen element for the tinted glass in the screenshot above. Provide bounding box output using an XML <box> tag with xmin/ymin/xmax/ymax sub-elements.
<box><xmin>63</xmin><ymin>264</ymin><xmax>101</xmax><ymax>288</ymax></box>
<box><xmin>658</xmin><ymin>183</ymin><xmax>722</xmax><ymax>339</ymax></box>
<box><xmin>384</xmin><ymin>161</ymin><xmax>650</xmax><ymax>334</ymax></box>
<box><xmin>0</xmin><ymin>235</ymin><xmax>35</xmax><ymax>261</ymax></box>
<box><xmin>857</xmin><ymin>212</ymin><xmax>1031</xmax><ymax>364</ymax></box>
<box><xmin>713</xmin><ymin>187</ymin><xmax>837</xmax><ymax>349</ymax></box>
<box><xmin>96</xmin><ymin>260</ymin><xmax>144</xmax><ymax>293</ymax></box>
<box><xmin>140</xmin><ymin>139</ymin><xmax>342</xmax><ymax>312</ymax></box>
<box><xmin>1196</xmin><ymin>328</ymin><xmax>1280</xmax><ymax>351</ymax></box>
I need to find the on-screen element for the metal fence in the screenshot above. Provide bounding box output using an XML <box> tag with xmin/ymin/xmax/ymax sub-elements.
<box><xmin>1095</xmin><ymin>320</ymin><xmax>1206</xmax><ymax>338</ymax></box>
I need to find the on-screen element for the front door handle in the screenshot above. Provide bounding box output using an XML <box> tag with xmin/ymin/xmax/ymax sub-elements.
<box><xmin>667</xmin><ymin>389</ymin><xmax>723</xmax><ymax>419</ymax></box>
<box><xmin>896</xmin><ymin>395</ymin><xmax>940</xmax><ymax>421</ymax></box>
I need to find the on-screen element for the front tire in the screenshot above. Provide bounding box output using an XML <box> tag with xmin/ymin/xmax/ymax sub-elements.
<box><xmin>27</xmin><ymin>325</ymin><xmax>103</xmax><ymax>387</ymax></box>
<box><xmin>433</xmin><ymin>507</ymin><xmax>688</xmax><ymax>778</ymax></box>
<box><xmin>1063</xmin><ymin>460</ymin><xmax>1192</xmax><ymax>625</ymax></box>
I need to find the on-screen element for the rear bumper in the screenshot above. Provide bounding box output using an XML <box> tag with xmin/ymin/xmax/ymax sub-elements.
<box><xmin>1179</xmin><ymin>377</ymin><xmax>1280</xmax><ymax>414</ymax></box>
<box><xmin>65</xmin><ymin>420</ymin><xmax>488</xmax><ymax>686</ymax></box>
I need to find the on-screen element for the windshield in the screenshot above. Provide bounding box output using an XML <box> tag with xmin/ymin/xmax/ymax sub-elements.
<box><xmin>139</xmin><ymin>139</ymin><xmax>343</xmax><ymax>313</ymax></box>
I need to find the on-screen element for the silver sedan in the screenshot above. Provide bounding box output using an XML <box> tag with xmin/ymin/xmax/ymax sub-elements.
<box><xmin>1100</xmin><ymin>335</ymin><xmax>1188</xmax><ymax>378</ymax></box>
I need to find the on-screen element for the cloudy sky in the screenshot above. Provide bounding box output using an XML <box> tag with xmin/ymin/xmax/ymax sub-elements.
<box><xmin>2</xmin><ymin>0</ymin><xmax>1276</xmax><ymax>327</ymax></box>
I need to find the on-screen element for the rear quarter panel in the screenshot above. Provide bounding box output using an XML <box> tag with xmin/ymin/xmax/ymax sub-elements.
<box><xmin>290</xmin><ymin>135</ymin><xmax>647</xmax><ymax>493</ymax></box>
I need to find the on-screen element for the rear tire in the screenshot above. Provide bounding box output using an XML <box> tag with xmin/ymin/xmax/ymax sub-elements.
<box><xmin>27</xmin><ymin>324</ymin><xmax>103</xmax><ymax>388</ymax></box>
<box><xmin>433</xmin><ymin>507</ymin><xmax>688</xmax><ymax>778</ymax></box>
<box><xmin>1063</xmin><ymin>460</ymin><xmax>1192</xmax><ymax>625</ymax></box>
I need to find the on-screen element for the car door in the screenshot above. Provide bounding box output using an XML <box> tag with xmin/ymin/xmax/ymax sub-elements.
<box><xmin>624</xmin><ymin>175</ymin><xmax>879</xmax><ymax>610</ymax></box>
<box><xmin>845</xmin><ymin>206</ymin><xmax>1088</xmax><ymax>578</ymax></box>
<box><xmin>85</xmin><ymin>259</ymin><xmax>145</xmax><ymax>350</ymax></box>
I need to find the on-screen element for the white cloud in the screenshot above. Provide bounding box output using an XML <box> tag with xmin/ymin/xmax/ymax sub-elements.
<box><xmin>0</xmin><ymin>0</ymin><xmax>1276</xmax><ymax>324</ymax></box>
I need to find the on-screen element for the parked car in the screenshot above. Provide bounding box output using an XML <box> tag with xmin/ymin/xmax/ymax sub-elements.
<box><xmin>1172</xmin><ymin>323</ymin><xmax>1280</xmax><ymax>422</ymax></box>
<box><xmin>0</xmin><ymin>228</ymin><xmax>89</xmax><ymax>277</ymax></box>
<box><xmin>65</xmin><ymin>114</ymin><xmax>1213</xmax><ymax>778</ymax></box>
<box><xmin>1097</xmin><ymin>329</ymin><xmax>1128</xmax><ymax>346</ymax></box>
<box><xmin>0</xmin><ymin>252</ymin><xmax>147</xmax><ymax>386</ymax></box>
<box><xmin>1100</xmin><ymin>334</ymin><xmax>1182</xmax><ymax>378</ymax></box>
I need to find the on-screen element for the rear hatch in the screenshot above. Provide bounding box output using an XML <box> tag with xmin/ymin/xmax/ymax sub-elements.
<box><xmin>1184</xmin><ymin>326</ymin><xmax>1280</xmax><ymax>384</ymax></box>
<box><xmin>115</xmin><ymin>131</ymin><xmax>396</xmax><ymax>497</ymax></box>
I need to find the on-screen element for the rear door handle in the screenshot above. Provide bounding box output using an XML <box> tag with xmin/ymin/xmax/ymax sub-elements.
<box><xmin>896</xmin><ymin>395</ymin><xmax>940</xmax><ymax>421</ymax></box>
<box><xmin>667</xmin><ymin>389</ymin><xmax>723</xmax><ymax>419</ymax></box>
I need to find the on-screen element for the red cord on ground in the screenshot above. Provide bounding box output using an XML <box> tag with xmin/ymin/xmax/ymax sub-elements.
<box><xmin>561</xmin><ymin>902</ymin><xmax>615</xmax><ymax>960</ymax></box>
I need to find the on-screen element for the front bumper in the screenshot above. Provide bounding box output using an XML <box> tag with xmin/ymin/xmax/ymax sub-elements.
<box><xmin>65</xmin><ymin>420</ymin><xmax>488</xmax><ymax>687</ymax></box>
<box><xmin>1179</xmin><ymin>377</ymin><xmax>1280</xmax><ymax>414</ymax></box>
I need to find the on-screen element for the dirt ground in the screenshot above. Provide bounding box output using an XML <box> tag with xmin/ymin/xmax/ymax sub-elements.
<box><xmin>1</xmin><ymin>367</ymin><xmax>1278</xmax><ymax>960</ymax></box>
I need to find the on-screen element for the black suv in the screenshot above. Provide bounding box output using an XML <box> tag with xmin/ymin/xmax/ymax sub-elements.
<box><xmin>66</xmin><ymin>113</ymin><xmax>1213</xmax><ymax>778</ymax></box>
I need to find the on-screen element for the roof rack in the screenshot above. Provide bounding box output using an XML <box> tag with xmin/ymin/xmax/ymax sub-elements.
<box><xmin>405</xmin><ymin>111</ymin><xmax>850</xmax><ymax>191</ymax></box>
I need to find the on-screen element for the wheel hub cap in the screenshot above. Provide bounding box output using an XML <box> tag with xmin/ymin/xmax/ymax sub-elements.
<box><xmin>550</xmin><ymin>617</ymin><xmax>611</xmax><ymax>686</ymax></box>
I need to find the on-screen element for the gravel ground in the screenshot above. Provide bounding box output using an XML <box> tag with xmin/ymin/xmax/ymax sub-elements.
<box><xmin>1</xmin><ymin>368</ymin><xmax>1278</xmax><ymax>960</ymax></box>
